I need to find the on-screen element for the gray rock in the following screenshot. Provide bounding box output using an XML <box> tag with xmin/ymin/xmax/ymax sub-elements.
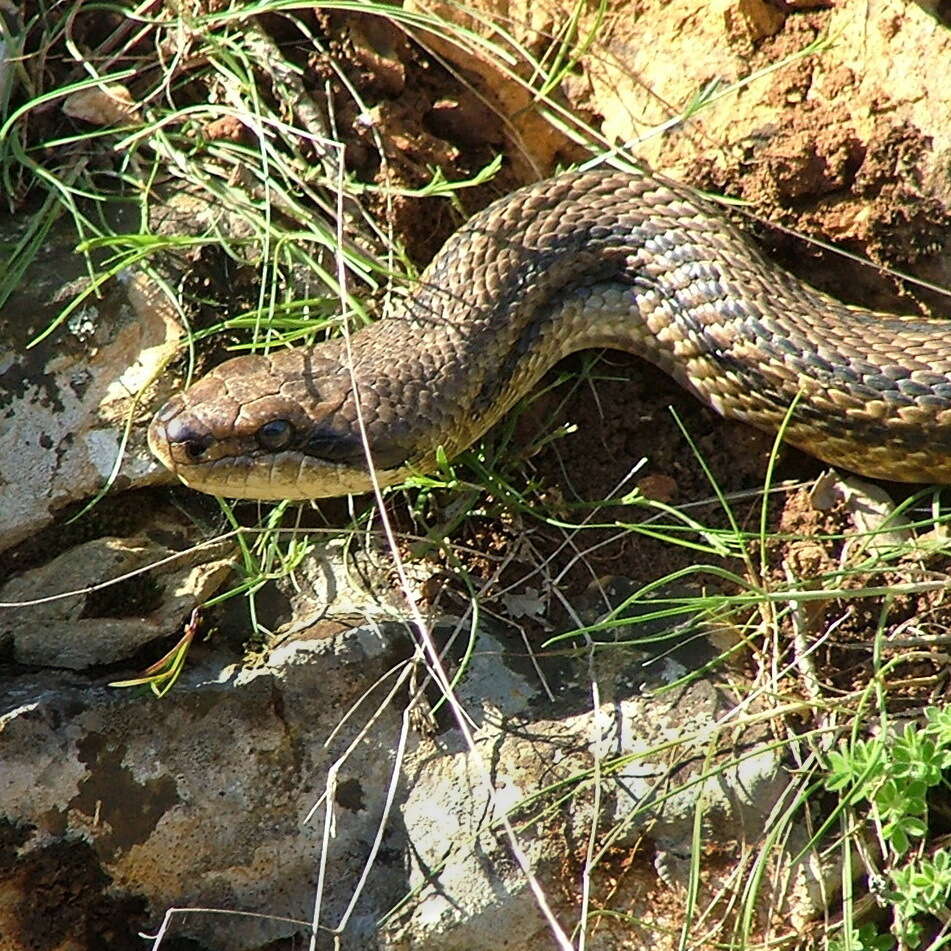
<box><xmin>0</xmin><ymin>539</ymin><xmax>833</xmax><ymax>949</ymax></box>
<box><xmin>1</xmin><ymin>616</ymin><xmax>418</xmax><ymax>950</ymax></box>
<box><xmin>0</xmin><ymin>228</ymin><xmax>181</xmax><ymax>553</ymax></box>
<box><xmin>382</xmin><ymin>631</ymin><xmax>800</xmax><ymax>949</ymax></box>
<box><xmin>0</xmin><ymin>531</ymin><xmax>234</xmax><ymax>668</ymax></box>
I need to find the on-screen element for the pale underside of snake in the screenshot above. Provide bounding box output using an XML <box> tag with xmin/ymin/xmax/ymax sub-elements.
<box><xmin>148</xmin><ymin>167</ymin><xmax>951</xmax><ymax>500</ymax></box>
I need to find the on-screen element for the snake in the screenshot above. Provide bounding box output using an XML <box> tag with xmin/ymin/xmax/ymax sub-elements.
<box><xmin>147</xmin><ymin>167</ymin><xmax>951</xmax><ymax>500</ymax></box>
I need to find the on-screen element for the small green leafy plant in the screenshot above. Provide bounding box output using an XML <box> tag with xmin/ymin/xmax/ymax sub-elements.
<box><xmin>825</xmin><ymin>706</ymin><xmax>951</xmax><ymax>949</ymax></box>
<box><xmin>828</xmin><ymin>922</ymin><xmax>895</xmax><ymax>951</ymax></box>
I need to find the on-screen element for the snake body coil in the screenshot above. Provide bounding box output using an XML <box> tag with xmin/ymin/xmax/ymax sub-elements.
<box><xmin>148</xmin><ymin>168</ymin><xmax>951</xmax><ymax>499</ymax></box>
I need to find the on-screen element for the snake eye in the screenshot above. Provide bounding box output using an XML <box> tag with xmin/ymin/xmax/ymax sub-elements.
<box><xmin>257</xmin><ymin>419</ymin><xmax>295</xmax><ymax>451</ymax></box>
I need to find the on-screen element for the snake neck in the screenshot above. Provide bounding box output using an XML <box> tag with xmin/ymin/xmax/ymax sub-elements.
<box><xmin>348</xmin><ymin>171</ymin><xmax>690</xmax><ymax>459</ymax></box>
<box><xmin>348</xmin><ymin>167</ymin><xmax>951</xmax><ymax>482</ymax></box>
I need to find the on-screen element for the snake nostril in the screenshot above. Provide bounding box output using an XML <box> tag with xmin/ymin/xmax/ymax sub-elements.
<box><xmin>160</xmin><ymin>414</ymin><xmax>215</xmax><ymax>462</ymax></box>
<box><xmin>184</xmin><ymin>438</ymin><xmax>212</xmax><ymax>460</ymax></box>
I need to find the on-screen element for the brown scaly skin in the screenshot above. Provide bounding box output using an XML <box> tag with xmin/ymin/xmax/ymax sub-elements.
<box><xmin>149</xmin><ymin>167</ymin><xmax>951</xmax><ymax>500</ymax></box>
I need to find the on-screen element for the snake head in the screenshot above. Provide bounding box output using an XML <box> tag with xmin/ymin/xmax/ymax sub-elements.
<box><xmin>148</xmin><ymin>346</ymin><xmax>412</xmax><ymax>499</ymax></box>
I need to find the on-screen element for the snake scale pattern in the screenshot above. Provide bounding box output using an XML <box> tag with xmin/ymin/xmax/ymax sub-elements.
<box><xmin>148</xmin><ymin>167</ymin><xmax>951</xmax><ymax>499</ymax></box>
